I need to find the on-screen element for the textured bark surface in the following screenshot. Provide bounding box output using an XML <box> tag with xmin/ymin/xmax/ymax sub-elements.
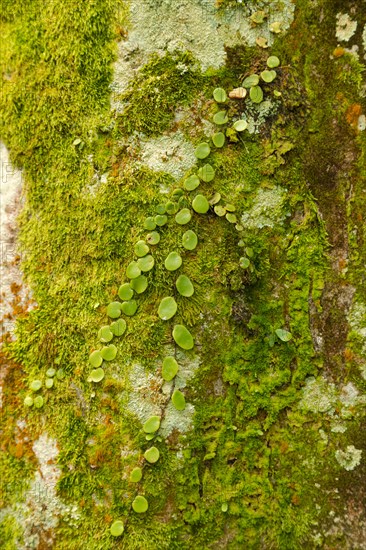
<box><xmin>1</xmin><ymin>1</ymin><xmax>366</xmax><ymax>548</ymax></box>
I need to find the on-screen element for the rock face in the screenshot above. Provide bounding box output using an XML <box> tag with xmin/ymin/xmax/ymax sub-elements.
<box><xmin>1</xmin><ymin>1</ymin><xmax>366</xmax><ymax>548</ymax></box>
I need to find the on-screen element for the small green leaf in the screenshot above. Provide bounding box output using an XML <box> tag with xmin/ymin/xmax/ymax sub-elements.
<box><xmin>24</xmin><ymin>396</ymin><xmax>33</xmax><ymax>407</ymax></box>
<box><xmin>121</xmin><ymin>300</ymin><xmax>138</xmax><ymax>316</ymax></box>
<box><xmin>176</xmin><ymin>274</ymin><xmax>194</xmax><ymax>297</ymax></box>
<box><xmin>110</xmin><ymin>520</ymin><xmax>124</xmax><ymax>537</ymax></box>
<box><xmin>275</xmin><ymin>328</ymin><xmax>293</xmax><ymax>342</ymax></box>
<box><xmin>242</xmin><ymin>74</ymin><xmax>259</xmax><ymax>88</ymax></box>
<box><xmin>101</xmin><ymin>344</ymin><xmax>117</xmax><ymax>361</ymax></box>
<box><xmin>182</xmin><ymin>230</ymin><xmax>198</xmax><ymax>250</ymax></box>
<box><xmin>269</xmin><ymin>21</ymin><xmax>282</xmax><ymax>33</ymax></box>
<box><xmin>209</xmin><ymin>192</ymin><xmax>221</xmax><ymax>205</ymax></box>
<box><xmin>212</xmin><ymin>132</ymin><xmax>225</xmax><ymax>148</ymax></box>
<box><xmin>130</xmin><ymin>275</ymin><xmax>148</xmax><ymax>294</ymax></box>
<box><xmin>45</xmin><ymin>378</ymin><xmax>54</xmax><ymax>389</ymax></box>
<box><xmin>132</xmin><ymin>495</ymin><xmax>149</xmax><ymax>513</ymax></box>
<box><xmin>137</xmin><ymin>255</ymin><xmax>155</xmax><ymax>272</ymax></box>
<box><xmin>158</xmin><ymin>297</ymin><xmax>177</xmax><ymax>320</ymax></box>
<box><xmin>89</xmin><ymin>350</ymin><xmax>103</xmax><ymax>367</ymax></box>
<box><xmin>225</xmin><ymin>204</ymin><xmax>236</xmax><ymax>212</ymax></box>
<box><xmin>172</xmin><ymin>389</ymin><xmax>186</xmax><ymax>411</ymax></box>
<box><xmin>214</xmin><ymin>205</ymin><xmax>226</xmax><ymax>217</ymax></box>
<box><xmin>34</xmin><ymin>395</ymin><xmax>44</xmax><ymax>408</ymax></box>
<box><xmin>107</xmin><ymin>302</ymin><xmax>122</xmax><ymax>319</ymax></box>
<box><xmin>154</xmin><ymin>214</ymin><xmax>168</xmax><ymax>226</ymax></box>
<box><xmin>98</xmin><ymin>325</ymin><xmax>114</xmax><ymax>343</ymax></box>
<box><xmin>118</xmin><ymin>283</ymin><xmax>133</xmax><ymax>301</ymax></box>
<box><xmin>221</xmin><ymin>503</ymin><xmax>228</xmax><ymax>512</ymax></box>
<box><xmin>165</xmin><ymin>252</ymin><xmax>182</xmax><ymax>271</ymax></box>
<box><xmin>146</xmin><ymin>231</ymin><xmax>160</xmax><ymax>245</ymax></box>
<box><xmin>260</xmin><ymin>69</ymin><xmax>276</xmax><ymax>83</ymax></box>
<box><xmin>233</xmin><ymin>120</ymin><xmax>248</xmax><ymax>132</ymax></box>
<box><xmin>267</xmin><ymin>55</ymin><xmax>280</xmax><ymax>68</ymax></box>
<box><xmin>250</xmin><ymin>86</ymin><xmax>264</xmax><ymax>103</ymax></box>
<box><xmin>165</xmin><ymin>201</ymin><xmax>178</xmax><ymax>215</ymax></box>
<box><xmin>184</xmin><ymin>175</ymin><xmax>200</xmax><ymax>191</ymax></box>
<box><xmin>126</xmin><ymin>261</ymin><xmax>141</xmax><ymax>279</ymax></box>
<box><xmin>88</xmin><ymin>368</ymin><xmax>105</xmax><ymax>382</ymax></box>
<box><xmin>250</xmin><ymin>10</ymin><xmax>267</xmax><ymax>24</ymax></box>
<box><xmin>192</xmin><ymin>194</ymin><xmax>209</xmax><ymax>214</ymax></box>
<box><xmin>129</xmin><ymin>467</ymin><xmax>142</xmax><ymax>483</ymax></box>
<box><xmin>144</xmin><ymin>217</ymin><xmax>156</xmax><ymax>230</ymax></box>
<box><xmin>134</xmin><ymin>240</ymin><xmax>149</xmax><ymax>257</ymax></box>
<box><xmin>195</xmin><ymin>143</ymin><xmax>211</xmax><ymax>159</ymax></box>
<box><xmin>110</xmin><ymin>319</ymin><xmax>127</xmax><ymax>336</ymax></box>
<box><xmin>239</xmin><ymin>257</ymin><xmax>250</xmax><ymax>269</ymax></box>
<box><xmin>144</xmin><ymin>446</ymin><xmax>160</xmax><ymax>464</ymax></box>
<box><xmin>226</xmin><ymin>213</ymin><xmax>237</xmax><ymax>223</ymax></box>
<box><xmin>175</xmin><ymin>208</ymin><xmax>192</xmax><ymax>225</ymax></box>
<box><xmin>155</xmin><ymin>203</ymin><xmax>166</xmax><ymax>215</ymax></box>
<box><xmin>162</xmin><ymin>356</ymin><xmax>179</xmax><ymax>381</ymax></box>
<box><xmin>46</xmin><ymin>368</ymin><xmax>56</xmax><ymax>377</ymax></box>
<box><xmin>56</xmin><ymin>369</ymin><xmax>65</xmax><ymax>380</ymax></box>
<box><xmin>143</xmin><ymin>416</ymin><xmax>161</xmax><ymax>433</ymax></box>
<box><xmin>213</xmin><ymin>88</ymin><xmax>227</xmax><ymax>103</ymax></box>
<box><xmin>198</xmin><ymin>164</ymin><xmax>215</xmax><ymax>182</ymax></box>
<box><xmin>30</xmin><ymin>379</ymin><xmax>42</xmax><ymax>391</ymax></box>
<box><xmin>213</xmin><ymin>110</ymin><xmax>229</xmax><ymax>125</ymax></box>
<box><xmin>173</xmin><ymin>324</ymin><xmax>194</xmax><ymax>350</ymax></box>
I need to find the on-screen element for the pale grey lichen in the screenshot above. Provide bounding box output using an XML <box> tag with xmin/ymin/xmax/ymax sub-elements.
<box><xmin>363</xmin><ymin>24</ymin><xmax>366</xmax><ymax>59</ymax></box>
<box><xmin>241</xmin><ymin>186</ymin><xmax>287</xmax><ymax>229</ymax></box>
<box><xmin>138</xmin><ymin>131</ymin><xmax>197</xmax><ymax>180</ymax></box>
<box><xmin>348</xmin><ymin>301</ymin><xmax>366</xmax><ymax>379</ymax></box>
<box><xmin>300</xmin><ymin>377</ymin><xmax>337</xmax><ymax>414</ymax></box>
<box><xmin>244</xmin><ymin>98</ymin><xmax>281</xmax><ymax>134</ymax></box>
<box><xmin>335</xmin><ymin>445</ymin><xmax>362</xmax><ymax>471</ymax></box>
<box><xmin>335</xmin><ymin>13</ymin><xmax>357</xmax><ymax>43</ymax></box>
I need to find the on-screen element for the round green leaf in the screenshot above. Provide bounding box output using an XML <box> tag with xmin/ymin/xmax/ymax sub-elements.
<box><xmin>137</xmin><ymin>255</ymin><xmax>154</xmax><ymax>272</ymax></box>
<box><xmin>172</xmin><ymin>389</ymin><xmax>186</xmax><ymax>411</ymax></box>
<box><xmin>213</xmin><ymin>87</ymin><xmax>227</xmax><ymax>103</ymax></box>
<box><xmin>213</xmin><ymin>110</ymin><xmax>229</xmax><ymax>125</ymax></box>
<box><xmin>212</xmin><ymin>132</ymin><xmax>225</xmax><ymax>148</ymax></box>
<box><xmin>107</xmin><ymin>302</ymin><xmax>122</xmax><ymax>319</ymax></box>
<box><xmin>182</xmin><ymin>230</ymin><xmax>198</xmax><ymax>251</ymax></box>
<box><xmin>184</xmin><ymin>175</ymin><xmax>200</xmax><ymax>191</ymax></box>
<box><xmin>214</xmin><ymin>205</ymin><xmax>226</xmax><ymax>217</ymax></box>
<box><xmin>165</xmin><ymin>201</ymin><xmax>178</xmax><ymax>215</ymax></box>
<box><xmin>158</xmin><ymin>297</ymin><xmax>177</xmax><ymax>320</ymax></box>
<box><xmin>101</xmin><ymin>344</ymin><xmax>117</xmax><ymax>361</ymax></box>
<box><xmin>126</xmin><ymin>261</ymin><xmax>141</xmax><ymax>279</ymax></box>
<box><xmin>198</xmin><ymin>164</ymin><xmax>215</xmax><ymax>182</ymax></box>
<box><xmin>175</xmin><ymin>208</ymin><xmax>192</xmax><ymax>225</ymax></box>
<box><xmin>129</xmin><ymin>467</ymin><xmax>142</xmax><ymax>483</ymax></box>
<box><xmin>132</xmin><ymin>495</ymin><xmax>148</xmax><ymax>513</ymax></box>
<box><xmin>45</xmin><ymin>378</ymin><xmax>54</xmax><ymax>389</ymax></box>
<box><xmin>221</xmin><ymin>503</ymin><xmax>228</xmax><ymax>512</ymax></box>
<box><xmin>144</xmin><ymin>446</ymin><xmax>160</xmax><ymax>464</ymax></box>
<box><xmin>225</xmin><ymin>204</ymin><xmax>236</xmax><ymax>212</ymax></box>
<box><xmin>144</xmin><ymin>217</ymin><xmax>156</xmax><ymax>230</ymax></box>
<box><xmin>155</xmin><ymin>203</ymin><xmax>166</xmax><ymax>215</ymax></box>
<box><xmin>89</xmin><ymin>368</ymin><xmax>105</xmax><ymax>383</ymax></box>
<box><xmin>250</xmin><ymin>86</ymin><xmax>264</xmax><ymax>103</ymax></box>
<box><xmin>30</xmin><ymin>379</ymin><xmax>42</xmax><ymax>392</ymax></box>
<box><xmin>209</xmin><ymin>192</ymin><xmax>221</xmax><ymax>205</ymax></box>
<box><xmin>192</xmin><ymin>194</ymin><xmax>209</xmax><ymax>214</ymax></box>
<box><xmin>143</xmin><ymin>416</ymin><xmax>161</xmax><ymax>434</ymax></box>
<box><xmin>46</xmin><ymin>368</ymin><xmax>56</xmax><ymax>378</ymax></box>
<box><xmin>110</xmin><ymin>319</ymin><xmax>127</xmax><ymax>336</ymax></box>
<box><xmin>118</xmin><ymin>283</ymin><xmax>133</xmax><ymax>301</ymax></box>
<box><xmin>162</xmin><ymin>356</ymin><xmax>179</xmax><ymax>381</ymax></box>
<box><xmin>131</xmin><ymin>275</ymin><xmax>148</xmax><ymax>294</ymax></box>
<box><xmin>233</xmin><ymin>120</ymin><xmax>248</xmax><ymax>132</ymax></box>
<box><xmin>267</xmin><ymin>55</ymin><xmax>280</xmax><ymax>68</ymax></box>
<box><xmin>173</xmin><ymin>324</ymin><xmax>194</xmax><ymax>350</ymax></box>
<box><xmin>273</xmin><ymin>89</ymin><xmax>282</xmax><ymax>98</ymax></box>
<box><xmin>165</xmin><ymin>252</ymin><xmax>182</xmax><ymax>271</ymax></box>
<box><xmin>195</xmin><ymin>142</ymin><xmax>211</xmax><ymax>159</ymax></box>
<box><xmin>34</xmin><ymin>395</ymin><xmax>44</xmax><ymax>408</ymax></box>
<box><xmin>110</xmin><ymin>520</ymin><xmax>124</xmax><ymax>537</ymax></box>
<box><xmin>176</xmin><ymin>275</ymin><xmax>194</xmax><ymax>297</ymax></box>
<box><xmin>145</xmin><ymin>433</ymin><xmax>155</xmax><ymax>441</ymax></box>
<box><xmin>146</xmin><ymin>231</ymin><xmax>160</xmax><ymax>245</ymax></box>
<box><xmin>154</xmin><ymin>214</ymin><xmax>168</xmax><ymax>227</ymax></box>
<box><xmin>226</xmin><ymin>213</ymin><xmax>237</xmax><ymax>224</ymax></box>
<box><xmin>275</xmin><ymin>328</ymin><xmax>293</xmax><ymax>342</ymax></box>
<box><xmin>89</xmin><ymin>350</ymin><xmax>103</xmax><ymax>367</ymax></box>
<box><xmin>261</xmin><ymin>69</ymin><xmax>276</xmax><ymax>83</ymax></box>
<box><xmin>98</xmin><ymin>325</ymin><xmax>114</xmax><ymax>343</ymax></box>
<box><xmin>56</xmin><ymin>369</ymin><xmax>65</xmax><ymax>380</ymax></box>
<box><xmin>172</xmin><ymin>188</ymin><xmax>184</xmax><ymax>199</ymax></box>
<box><xmin>242</xmin><ymin>74</ymin><xmax>259</xmax><ymax>88</ymax></box>
<box><xmin>121</xmin><ymin>300</ymin><xmax>138</xmax><ymax>316</ymax></box>
<box><xmin>134</xmin><ymin>240</ymin><xmax>149</xmax><ymax>257</ymax></box>
<box><xmin>24</xmin><ymin>396</ymin><xmax>33</xmax><ymax>407</ymax></box>
<box><xmin>239</xmin><ymin>257</ymin><xmax>250</xmax><ymax>269</ymax></box>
